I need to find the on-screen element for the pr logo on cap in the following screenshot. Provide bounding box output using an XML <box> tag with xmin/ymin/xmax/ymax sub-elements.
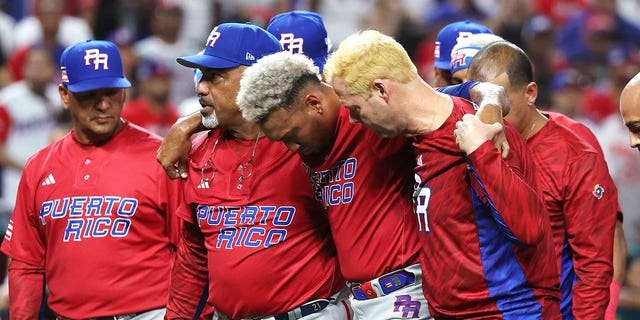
<box><xmin>266</xmin><ymin>10</ymin><xmax>330</xmax><ymax>72</ymax></box>
<box><xmin>176</xmin><ymin>23</ymin><xmax>282</xmax><ymax>70</ymax></box>
<box><xmin>60</xmin><ymin>40</ymin><xmax>131</xmax><ymax>93</ymax></box>
<box><xmin>83</xmin><ymin>49</ymin><xmax>109</xmax><ymax>70</ymax></box>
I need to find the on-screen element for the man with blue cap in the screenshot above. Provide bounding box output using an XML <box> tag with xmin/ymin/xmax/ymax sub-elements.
<box><xmin>267</xmin><ymin>10</ymin><xmax>331</xmax><ymax>73</ymax></box>
<box><xmin>432</xmin><ymin>20</ymin><xmax>493</xmax><ymax>87</ymax></box>
<box><xmin>164</xmin><ymin>23</ymin><xmax>349</xmax><ymax>320</ymax></box>
<box><xmin>0</xmin><ymin>39</ymin><xmax>181</xmax><ymax>319</ymax></box>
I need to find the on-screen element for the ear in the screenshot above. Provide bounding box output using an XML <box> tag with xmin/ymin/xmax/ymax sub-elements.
<box><xmin>58</xmin><ymin>84</ymin><xmax>71</xmax><ymax>110</ymax></box>
<box><xmin>524</xmin><ymin>82</ymin><xmax>538</xmax><ymax>107</ymax></box>
<box><xmin>372</xmin><ymin>79</ymin><xmax>388</xmax><ymax>102</ymax></box>
<box><xmin>305</xmin><ymin>93</ymin><xmax>324</xmax><ymax>114</ymax></box>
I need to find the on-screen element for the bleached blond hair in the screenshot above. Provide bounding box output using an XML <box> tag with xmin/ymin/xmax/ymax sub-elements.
<box><xmin>323</xmin><ymin>30</ymin><xmax>418</xmax><ymax>98</ymax></box>
<box><xmin>237</xmin><ymin>51</ymin><xmax>322</xmax><ymax>123</ymax></box>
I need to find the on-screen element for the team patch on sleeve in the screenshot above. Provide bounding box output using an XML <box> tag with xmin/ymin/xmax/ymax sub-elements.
<box><xmin>592</xmin><ymin>184</ymin><xmax>604</xmax><ymax>200</ymax></box>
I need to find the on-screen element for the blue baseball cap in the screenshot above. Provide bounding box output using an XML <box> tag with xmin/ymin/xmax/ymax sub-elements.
<box><xmin>177</xmin><ymin>23</ymin><xmax>282</xmax><ymax>69</ymax></box>
<box><xmin>60</xmin><ymin>40</ymin><xmax>131</xmax><ymax>93</ymax></box>
<box><xmin>267</xmin><ymin>10</ymin><xmax>330</xmax><ymax>72</ymax></box>
<box><xmin>434</xmin><ymin>20</ymin><xmax>493</xmax><ymax>70</ymax></box>
<box><xmin>450</xmin><ymin>45</ymin><xmax>482</xmax><ymax>74</ymax></box>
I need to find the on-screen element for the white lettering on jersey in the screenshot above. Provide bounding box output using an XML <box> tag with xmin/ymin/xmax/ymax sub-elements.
<box><xmin>413</xmin><ymin>173</ymin><xmax>431</xmax><ymax>233</ymax></box>
<box><xmin>84</xmin><ymin>49</ymin><xmax>109</xmax><ymax>70</ymax></box>
<box><xmin>196</xmin><ymin>205</ymin><xmax>295</xmax><ymax>249</ymax></box>
<box><xmin>279</xmin><ymin>33</ymin><xmax>305</xmax><ymax>54</ymax></box>
<box><xmin>39</xmin><ymin>196</ymin><xmax>139</xmax><ymax>242</ymax></box>
<box><xmin>306</xmin><ymin>157</ymin><xmax>357</xmax><ymax>207</ymax></box>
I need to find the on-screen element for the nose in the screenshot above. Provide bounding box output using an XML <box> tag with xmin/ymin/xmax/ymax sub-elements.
<box><xmin>196</xmin><ymin>79</ymin><xmax>208</xmax><ymax>96</ymax></box>
<box><xmin>95</xmin><ymin>95</ymin><xmax>112</xmax><ymax>111</ymax></box>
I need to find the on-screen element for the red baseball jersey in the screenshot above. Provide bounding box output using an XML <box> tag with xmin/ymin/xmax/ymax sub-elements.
<box><xmin>527</xmin><ymin>115</ymin><xmax>617</xmax><ymax>318</ymax></box>
<box><xmin>0</xmin><ymin>122</ymin><xmax>180</xmax><ymax>319</ymax></box>
<box><xmin>546</xmin><ymin>110</ymin><xmax>623</xmax><ymax>223</ymax></box>
<box><xmin>177</xmin><ymin>128</ymin><xmax>343</xmax><ymax>318</ymax></box>
<box><xmin>300</xmin><ymin>108</ymin><xmax>421</xmax><ymax>282</ymax></box>
<box><xmin>413</xmin><ymin>97</ymin><xmax>561</xmax><ymax>318</ymax></box>
<box><xmin>122</xmin><ymin>96</ymin><xmax>180</xmax><ymax>137</ymax></box>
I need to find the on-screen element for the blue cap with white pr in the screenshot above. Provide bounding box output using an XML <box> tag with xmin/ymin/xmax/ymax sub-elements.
<box><xmin>267</xmin><ymin>10</ymin><xmax>330</xmax><ymax>72</ymax></box>
<box><xmin>450</xmin><ymin>45</ymin><xmax>482</xmax><ymax>74</ymax></box>
<box><xmin>60</xmin><ymin>40</ymin><xmax>131</xmax><ymax>93</ymax></box>
<box><xmin>177</xmin><ymin>23</ymin><xmax>282</xmax><ymax>69</ymax></box>
<box><xmin>434</xmin><ymin>20</ymin><xmax>493</xmax><ymax>71</ymax></box>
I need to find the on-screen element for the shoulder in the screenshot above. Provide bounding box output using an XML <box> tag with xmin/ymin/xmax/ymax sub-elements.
<box><xmin>120</xmin><ymin>122</ymin><xmax>163</xmax><ymax>147</ymax></box>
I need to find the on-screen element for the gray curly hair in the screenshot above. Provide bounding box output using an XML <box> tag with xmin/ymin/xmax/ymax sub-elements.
<box><xmin>237</xmin><ymin>51</ymin><xmax>322</xmax><ymax>123</ymax></box>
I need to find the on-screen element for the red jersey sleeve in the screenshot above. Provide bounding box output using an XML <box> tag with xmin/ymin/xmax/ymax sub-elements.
<box><xmin>0</xmin><ymin>106</ymin><xmax>11</xmax><ymax>143</ymax></box>
<box><xmin>465</xmin><ymin>130</ymin><xmax>547</xmax><ymax>246</ymax></box>
<box><xmin>8</xmin><ymin>259</ymin><xmax>45</xmax><ymax>319</ymax></box>
<box><xmin>564</xmin><ymin>153</ymin><xmax>616</xmax><ymax>318</ymax></box>
<box><xmin>0</xmin><ymin>164</ymin><xmax>46</xmax><ymax>266</ymax></box>
<box><xmin>166</xmin><ymin>220</ymin><xmax>210</xmax><ymax>319</ymax></box>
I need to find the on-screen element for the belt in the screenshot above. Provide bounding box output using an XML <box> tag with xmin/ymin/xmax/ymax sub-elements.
<box><xmin>217</xmin><ymin>299</ymin><xmax>331</xmax><ymax>320</ymax></box>
<box><xmin>350</xmin><ymin>269</ymin><xmax>416</xmax><ymax>300</ymax></box>
<box><xmin>57</xmin><ymin>311</ymin><xmax>141</xmax><ymax>320</ymax></box>
<box><xmin>273</xmin><ymin>299</ymin><xmax>330</xmax><ymax>320</ymax></box>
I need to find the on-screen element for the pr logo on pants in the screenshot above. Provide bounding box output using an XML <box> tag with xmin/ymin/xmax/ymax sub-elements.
<box><xmin>393</xmin><ymin>295</ymin><xmax>421</xmax><ymax>318</ymax></box>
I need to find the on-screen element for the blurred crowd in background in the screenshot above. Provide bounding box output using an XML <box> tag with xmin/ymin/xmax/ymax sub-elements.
<box><xmin>0</xmin><ymin>0</ymin><xmax>639</xmax><ymax>317</ymax></box>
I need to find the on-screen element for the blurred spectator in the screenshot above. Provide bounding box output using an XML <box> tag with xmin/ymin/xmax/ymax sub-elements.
<box><xmin>520</xmin><ymin>14</ymin><xmax>558</xmax><ymax>107</ymax></box>
<box><xmin>134</xmin><ymin>0</ymin><xmax>199</xmax><ymax>106</ymax></box>
<box><xmin>549</xmin><ymin>68</ymin><xmax>593</xmax><ymax>118</ymax></box>
<box><xmin>315</xmin><ymin>0</ymin><xmax>372</xmax><ymax>45</ymax></box>
<box><xmin>361</xmin><ymin>0</ymin><xmax>423</xmax><ymax>58</ymax></box>
<box><xmin>0</xmin><ymin>46</ymin><xmax>61</xmax><ymax>234</ymax></box>
<box><xmin>533</xmin><ymin>0</ymin><xmax>586</xmax><ymax>26</ymax></box>
<box><xmin>556</xmin><ymin>0</ymin><xmax>640</xmax><ymax>73</ymax></box>
<box><xmin>485</xmin><ymin>0</ymin><xmax>533</xmax><ymax>48</ymax></box>
<box><xmin>122</xmin><ymin>58</ymin><xmax>179</xmax><ymax>137</ymax></box>
<box><xmin>107</xmin><ymin>27</ymin><xmax>138</xmax><ymax>97</ymax></box>
<box><xmin>423</xmin><ymin>0</ymin><xmax>487</xmax><ymax>28</ymax></box>
<box><xmin>580</xmin><ymin>45</ymin><xmax>640</xmax><ymax>125</ymax></box>
<box><xmin>13</xmin><ymin>0</ymin><xmax>92</xmax><ymax>50</ymax></box>
<box><xmin>0</xmin><ymin>3</ymin><xmax>14</xmax><ymax>61</ymax></box>
<box><xmin>8</xmin><ymin>0</ymin><xmax>93</xmax><ymax>82</ymax></box>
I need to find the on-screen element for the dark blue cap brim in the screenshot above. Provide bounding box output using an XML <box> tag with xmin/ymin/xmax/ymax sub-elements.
<box><xmin>176</xmin><ymin>54</ymin><xmax>241</xmax><ymax>69</ymax></box>
<box><xmin>67</xmin><ymin>77</ymin><xmax>131</xmax><ymax>93</ymax></box>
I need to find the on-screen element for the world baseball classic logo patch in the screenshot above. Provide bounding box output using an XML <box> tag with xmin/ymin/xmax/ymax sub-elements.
<box><xmin>592</xmin><ymin>184</ymin><xmax>604</xmax><ymax>200</ymax></box>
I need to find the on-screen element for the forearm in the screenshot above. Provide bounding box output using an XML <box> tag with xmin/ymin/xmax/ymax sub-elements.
<box><xmin>566</xmin><ymin>157</ymin><xmax>617</xmax><ymax>318</ymax></box>
<box><xmin>166</xmin><ymin>221</ymin><xmax>209</xmax><ymax>319</ymax></box>
<box><xmin>8</xmin><ymin>259</ymin><xmax>45</xmax><ymax>319</ymax></box>
<box><xmin>470</xmin><ymin>82</ymin><xmax>510</xmax><ymax>117</ymax></box>
<box><xmin>466</xmin><ymin>141</ymin><xmax>546</xmax><ymax>245</ymax></box>
<box><xmin>613</xmin><ymin>221</ymin><xmax>627</xmax><ymax>282</ymax></box>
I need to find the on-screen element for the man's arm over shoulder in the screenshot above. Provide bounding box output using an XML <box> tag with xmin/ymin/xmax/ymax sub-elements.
<box><xmin>166</xmin><ymin>220</ymin><xmax>211</xmax><ymax>319</ymax></box>
<box><xmin>157</xmin><ymin>112</ymin><xmax>207</xmax><ymax>179</ymax></box>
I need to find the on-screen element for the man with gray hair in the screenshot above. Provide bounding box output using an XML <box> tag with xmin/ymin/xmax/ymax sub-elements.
<box><xmin>238</xmin><ymin>50</ymin><xmax>430</xmax><ymax>320</ymax></box>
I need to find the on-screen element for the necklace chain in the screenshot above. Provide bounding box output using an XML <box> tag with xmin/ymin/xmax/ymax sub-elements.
<box><xmin>200</xmin><ymin>131</ymin><xmax>260</xmax><ymax>184</ymax></box>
